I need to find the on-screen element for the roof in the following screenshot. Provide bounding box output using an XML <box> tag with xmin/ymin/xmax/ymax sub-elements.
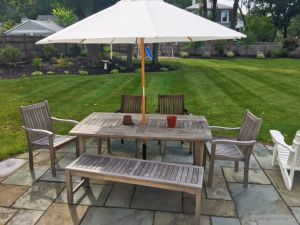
<box><xmin>36</xmin><ymin>15</ymin><xmax>55</xmax><ymax>21</ymax></box>
<box><xmin>4</xmin><ymin>20</ymin><xmax>63</xmax><ymax>36</ymax></box>
<box><xmin>186</xmin><ymin>0</ymin><xmax>233</xmax><ymax>10</ymax></box>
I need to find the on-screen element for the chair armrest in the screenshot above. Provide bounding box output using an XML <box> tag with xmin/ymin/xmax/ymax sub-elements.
<box><xmin>211</xmin><ymin>139</ymin><xmax>256</xmax><ymax>146</ymax></box>
<box><xmin>51</xmin><ymin>117</ymin><xmax>79</xmax><ymax>125</ymax></box>
<box><xmin>209</xmin><ymin>126</ymin><xmax>241</xmax><ymax>131</ymax></box>
<box><xmin>22</xmin><ymin>126</ymin><xmax>54</xmax><ymax>137</ymax></box>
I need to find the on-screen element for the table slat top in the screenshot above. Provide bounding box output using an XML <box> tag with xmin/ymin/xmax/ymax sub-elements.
<box><xmin>70</xmin><ymin>113</ymin><xmax>212</xmax><ymax>141</ymax></box>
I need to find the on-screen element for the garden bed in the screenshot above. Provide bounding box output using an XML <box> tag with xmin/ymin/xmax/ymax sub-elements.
<box><xmin>0</xmin><ymin>57</ymin><xmax>178</xmax><ymax>79</ymax></box>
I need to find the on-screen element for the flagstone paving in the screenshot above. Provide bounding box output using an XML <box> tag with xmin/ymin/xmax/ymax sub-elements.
<box><xmin>0</xmin><ymin>141</ymin><xmax>300</xmax><ymax>225</ymax></box>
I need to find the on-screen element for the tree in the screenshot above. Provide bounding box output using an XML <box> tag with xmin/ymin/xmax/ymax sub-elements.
<box><xmin>211</xmin><ymin>0</ymin><xmax>218</xmax><ymax>22</ymax></box>
<box><xmin>250</xmin><ymin>0</ymin><xmax>300</xmax><ymax>38</ymax></box>
<box><xmin>152</xmin><ymin>43</ymin><xmax>159</xmax><ymax>65</ymax></box>
<box><xmin>245</xmin><ymin>15</ymin><xmax>276</xmax><ymax>42</ymax></box>
<box><xmin>52</xmin><ymin>6</ymin><xmax>78</xmax><ymax>27</ymax></box>
<box><xmin>201</xmin><ymin>0</ymin><xmax>208</xmax><ymax>18</ymax></box>
<box><xmin>288</xmin><ymin>15</ymin><xmax>300</xmax><ymax>37</ymax></box>
<box><xmin>231</xmin><ymin>0</ymin><xmax>239</xmax><ymax>29</ymax></box>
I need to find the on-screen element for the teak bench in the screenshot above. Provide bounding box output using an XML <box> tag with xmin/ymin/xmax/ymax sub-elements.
<box><xmin>65</xmin><ymin>154</ymin><xmax>204</xmax><ymax>225</ymax></box>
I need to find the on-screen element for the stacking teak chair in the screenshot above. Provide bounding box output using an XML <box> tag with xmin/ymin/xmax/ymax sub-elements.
<box><xmin>20</xmin><ymin>100</ymin><xmax>79</xmax><ymax>176</ymax></box>
<box><xmin>205</xmin><ymin>110</ymin><xmax>262</xmax><ymax>188</ymax></box>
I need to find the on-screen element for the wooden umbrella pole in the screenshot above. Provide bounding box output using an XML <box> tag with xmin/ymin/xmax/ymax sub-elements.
<box><xmin>141</xmin><ymin>38</ymin><xmax>146</xmax><ymax>125</ymax></box>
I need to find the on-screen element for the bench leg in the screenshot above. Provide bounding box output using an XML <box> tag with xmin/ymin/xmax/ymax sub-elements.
<box><xmin>65</xmin><ymin>169</ymin><xmax>73</xmax><ymax>204</ymax></box>
<box><xmin>195</xmin><ymin>188</ymin><xmax>202</xmax><ymax>225</ymax></box>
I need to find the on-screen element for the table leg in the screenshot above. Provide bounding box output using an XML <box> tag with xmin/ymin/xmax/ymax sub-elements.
<box><xmin>79</xmin><ymin>136</ymin><xmax>86</xmax><ymax>155</ymax></box>
<box><xmin>194</xmin><ymin>141</ymin><xmax>204</xmax><ymax>166</ymax></box>
<box><xmin>142</xmin><ymin>140</ymin><xmax>147</xmax><ymax>160</ymax></box>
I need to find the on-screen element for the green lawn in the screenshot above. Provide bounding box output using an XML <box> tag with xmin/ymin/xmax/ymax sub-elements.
<box><xmin>0</xmin><ymin>58</ymin><xmax>299</xmax><ymax>160</ymax></box>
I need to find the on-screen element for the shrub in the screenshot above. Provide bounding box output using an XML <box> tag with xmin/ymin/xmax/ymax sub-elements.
<box><xmin>256</xmin><ymin>52</ymin><xmax>265</xmax><ymax>59</ymax></box>
<box><xmin>135</xmin><ymin>68</ymin><xmax>142</xmax><ymax>73</ymax></box>
<box><xmin>179</xmin><ymin>51</ymin><xmax>189</xmax><ymax>58</ymax></box>
<box><xmin>56</xmin><ymin>58</ymin><xmax>71</xmax><ymax>68</ymax></box>
<box><xmin>160</xmin><ymin>67</ymin><xmax>168</xmax><ymax>72</ymax></box>
<box><xmin>226</xmin><ymin>51</ymin><xmax>235</xmax><ymax>58</ymax></box>
<box><xmin>46</xmin><ymin>71</ymin><xmax>55</xmax><ymax>75</ymax></box>
<box><xmin>78</xmin><ymin>70</ymin><xmax>88</xmax><ymax>76</ymax></box>
<box><xmin>32</xmin><ymin>57</ymin><xmax>42</xmax><ymax>69</ymax></box>
<box><xmin>283</xmin><ymin>37</ymin><xmax>299</xmax><ymax>52</ymax></box>
<box><xmin>202</xmin><ymin>52</ymin><xmax>211</xmax><ymax>58</ymax></box>
<box><xmin>0</xmin><ymin>46</ymin><xmax>21</xmax><ymax>66</ymax></box>
<box><xmin>270</xmin><ymin>48</ymin><xmax>289</xmax><ymax>58</ymax></box>
<box><xmin>110</xmin><ymin>69</ymin><xmax>119</xmax><ymax>74</ymax></box>
<box><xmin>112</xmin><ymin>52</ymin><xmax>121</xmax><ymax>59</ymax></box>
<box><xmin>213</xmin><ymin>40</ymin><xmax>227</xmax><ymax>55</ymax></box>
<box><xmin>31</xmin><ymin>71</ymin><xmax>43</xmax><ymax>76</ymax></box>
<box><xmin>69</xmin><ymin>44</ymin><xmax>81</xmax><ymax>57</ymax></box>
<box><xmin>42</xmin><ymin>44</ymin><xmax>58</xmax><ymax>59</ymax></box>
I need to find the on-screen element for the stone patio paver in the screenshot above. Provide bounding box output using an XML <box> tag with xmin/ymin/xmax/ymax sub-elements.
<box><xmin>56</xmin><ymin>184</ymin><xmax>112</xmax><ymax>206</ymax></box>
<box><xmin>33</xmin><ymin>151</ymin><xmax>65</xmax><ymax>165</ymax></box>
<box><xmin>6</xmin><ymin>209</ymin><xmax>44</xmax><ymax>225</ymax></box>
<box><xmin>154</xmin><ymin>211</ymin><xmax>211</xmax><ymax>225</ymax></box>
<box><xmin>2</xmin><ymin>163</ymin><xmax>49</xmax><ymax>186</ymax></box>
<box><xmin>105</xmin><ymin>183</ymin><xmax>135</xmax><ymax>208</ymax></box>
<box><xmin>39</xmin><ymin>169</ymin><xmax>81</xmax><ymax>183</ymax></box>
<box><xmin>36</xmin><ymin>203</ymin><xmax>88</xmax><ymax>225</ymax></box>
<box><xmin>13</xmin><ymin>181</ymin><xmax>65</xmax><ymax>210</ymax></box>
<box><xmin>223</xmin><ymin>167</ymin><xmax>271</xmax><ymax>184</ymax></box>
<box><xmin>0</xmin><ymin>184</ymin><xmax>28</xmax><ymax>207</ymax></box>
<box><xmin>15</xmin><ymin>151</ymin><xmax>39</xmax><ymax>160</ymax></box>
<box><xmin>0</xmin><ymin>207</ymin><xmax>18</xmax><ymax>224</ymax></box>
<box><xmin>0</xmin><ymin>158</ymin><xmax>27</xmax><ymax>177</ymax></box>
<box><xmin>55</xmin><ymin>153</ymin><xmax>77</xmax><ymax>170</ymax></box>
<box><xmin>266</xmin><ymin>170</ymin><xmax>300</xmax><ymax>207</ymax></box>
<box><xmin>253</xmin><ymin>144</ymin><xmax>279</xmax><ymax>170</ymax></box>
<box><xmin>163</xmin><ymin>146</ymin><xmax>193</xmax><ymax>165</ymax></box>
<box><xmin>229</xmin><ymin>183</ymin><xmax>298</xmax><ymax>225</ymax></box>
<box><xmin>80</xmin><ymin>207</ymin><xmax>154</xmax><ymax>225</ymax></box>
<box><xmin>130</xmin><ymin>186</ymin><xmax>182</xmax><ymax>212</ymax></box>
<box><xmin>211</xmin><ymin>216</ymin><xmax>241</xmax><ymax>225</ymax></box>
<box><xmin>291</xmin><ymin>207</ymin><xmax>300</xmax><ymax>224</ymax></box>
<box><xmin>204</xmin><ymin>163</ymin><xmax>232</xmax><ymax>200</ymax></box>
<box><xmin>183</xmin><ymin>197</ymin><xmax>236</xmax><ymax>217</ymax></box>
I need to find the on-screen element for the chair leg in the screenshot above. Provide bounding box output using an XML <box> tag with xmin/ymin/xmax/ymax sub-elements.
<box><xmin>135</xmin><ymin>139</ymin><xmax>139</xmax><ymax>158</ymax></box>
<box><xmin>244</xmin><ymin>161</ymin><xmax>249</xmax><ymax>188</ymax></box>
<box><xmin>28</xmin><ymin>145</ymin><xmax>34</xmax><ymax>170</ymax></box>
<box><xmin>50</xmin><ymin>147</ymin><xmax>56</xmax><ymax>177</ymax></box>
<box><xmin>207</xmin><ymin>158</ymin><xmax>215</xmax><ymax>187</ymax></box>
<box><xmin>235</xmin><ymin>161</ymin><xmax>239</xmax><ymax>172</ymax></box>
<box><xmin>75</xmin><ymin>138</ymin><xmax>80</xmax><ymax>157</ymax></box>
<box><xmin>203</xmin><ymin>145</ymin><xmax>207</xmax><ymax>169</ymax></box>
<box><xmin>97</xmin><ymin>138</ymin><xmax>102</xmax><ymax>154</ymax></box>
<box><xmin>107</xmin><ymin>138</ymin><xmax>111</xmax><ymax>154</ymax></box>
<box><xmin>189</xmin><ymin>142</ymin><xmax>193</xmax><ymax>154</ymax></box>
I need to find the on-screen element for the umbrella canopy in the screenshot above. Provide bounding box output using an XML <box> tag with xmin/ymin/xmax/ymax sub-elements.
<box><xmin>37</xmin><ymin>0</ymin><xmax>246</xmax><ymax>125</ymax></box>
<box><xmin>37</xmin><ymin>0</ymin><xmax>246</xmax><ymax>45</ymax></box>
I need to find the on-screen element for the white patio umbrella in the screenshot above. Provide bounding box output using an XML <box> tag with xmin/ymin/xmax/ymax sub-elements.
<box><xmin>37</xmin><ymin>0</ymin><xmax>246</xmax><ymax>124</ymax></box>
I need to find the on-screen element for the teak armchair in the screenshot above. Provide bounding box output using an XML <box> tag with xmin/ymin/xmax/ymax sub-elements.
<box><xmin>20</xmin><ymin>100</ymin><xmax>79</xmax><ymax>177</ymax></box>
<box><xmin>205</xmin><ymin>110</ymin><xmax>262</xmax><ymax>188</ymax></box>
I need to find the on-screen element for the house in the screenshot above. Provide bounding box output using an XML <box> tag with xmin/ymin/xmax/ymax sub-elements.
<box><xmin>4</xmin><ymin>17</ymin><xmax>62</xmax><ymax>37</ymax></box>
<box><xmin>186</xmin><ymin>0</ymin><xmax>244</xmax><ymax>31</ymax></box>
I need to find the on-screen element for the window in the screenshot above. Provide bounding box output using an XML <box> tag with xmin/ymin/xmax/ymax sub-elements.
<box><xmin>221</xmin><ymin>10</ymin><xmax>229</xmax><ymax>23</ymax></box>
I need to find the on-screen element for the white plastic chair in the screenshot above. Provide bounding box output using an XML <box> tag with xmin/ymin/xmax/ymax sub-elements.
<box><xmin>270</xmin><ymin>130</ymin><xmax>300</xmax><ymax>191</ymax></box>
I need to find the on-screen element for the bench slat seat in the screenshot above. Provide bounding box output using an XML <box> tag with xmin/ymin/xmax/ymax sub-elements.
<box><xmin>65</xmin><ymin>154</ymin><xmax>204</xmax><ymax>225</ymax></box>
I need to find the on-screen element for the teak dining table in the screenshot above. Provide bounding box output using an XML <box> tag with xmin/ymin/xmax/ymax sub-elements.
<box><xmin>69</xmin><ymin>113</ymin><xmax>212</xmax><ymax>166</ymax></box>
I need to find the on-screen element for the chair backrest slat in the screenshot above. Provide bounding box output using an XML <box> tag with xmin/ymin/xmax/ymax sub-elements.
<box><xmin>158</xmin><ymin>95</ymin><xmax>185</xmax><ymax>115</ymax></box>
<box><xmin>120</xmin><ymin>95</ymin><xmax>143</xmax><ymax>114</ymax></box>
<box><xmin>238</xmin><ymin>110</ymin><xmax>262</xmax><ymax>155</ymax></box>
<box><xmin>20</xmin><ymin>101</ymin><xmax>53</xmax><ymax>142</ymax></box>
